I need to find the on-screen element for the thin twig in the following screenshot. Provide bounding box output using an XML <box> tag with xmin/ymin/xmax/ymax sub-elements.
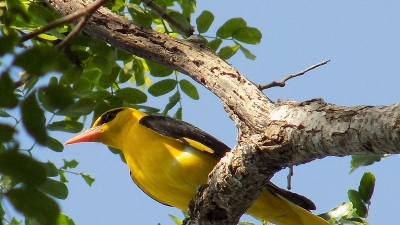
<box><xmin>57</xmin><ymin>0</ymin><xmax>107</xmax><ymax>49</ymax></box>
<box><xmin>141</xmin><ymin>0</ymin><xmax>194</xmax><ymax>38</ymax></box>
<box><xmin>258</xmin><ymin>59</ymin><xmax>330</xmax><ymax>90</ymax></box>
<box><xmin>15</xmin><ymin>0</ymin><xmax>108</xmax><ymax>88</ymax></box>
<box><xmin>20</xmin><ymin>0</ymin><xmax>108</xmax><ymax>45</ymax></box>
<box><xmin>287</xmin><ymin>166</ymin><xmax>293</xmax><ymax>190</ymax></box>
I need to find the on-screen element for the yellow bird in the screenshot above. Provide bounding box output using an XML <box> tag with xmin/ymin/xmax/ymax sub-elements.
<box><xmin>66</xmin><ymin>107</ymin><xmax>328</xmax><ymax>225</ymax></box>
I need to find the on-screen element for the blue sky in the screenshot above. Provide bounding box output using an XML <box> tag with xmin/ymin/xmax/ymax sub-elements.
<box><xmin>3</xmin><ymin>1</ymin><xmax>400</xmax><ymax>225</ymax></box>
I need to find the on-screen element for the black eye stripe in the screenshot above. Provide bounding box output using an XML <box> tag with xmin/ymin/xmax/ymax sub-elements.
<box><xmin>99</xmin><ymin>108</ymin><xmax>123</xmax><ymax>125</ymax></box>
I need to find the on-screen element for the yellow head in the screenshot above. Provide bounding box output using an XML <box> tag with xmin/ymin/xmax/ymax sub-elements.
<box><xmin>65</xmin><ymin>108</ymin><xmax>146</xmax><ymax>149</ymax></box>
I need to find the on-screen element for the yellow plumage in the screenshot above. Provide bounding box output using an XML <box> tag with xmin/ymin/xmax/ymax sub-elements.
<box><xmin>66</xmin><ymin>107</ymin><xmax>328</xmax><ymax>225</ymax></box>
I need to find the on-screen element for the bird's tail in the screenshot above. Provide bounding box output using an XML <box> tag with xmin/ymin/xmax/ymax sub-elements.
<box><xmin>247</xmin><ymin>185</ymin><xmax>329</xmax><ymax>225</ymax></box>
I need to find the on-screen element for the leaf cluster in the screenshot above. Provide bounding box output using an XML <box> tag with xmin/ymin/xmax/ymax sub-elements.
<box><xmin>0</xmin><ymin>0</ymin><xmax>382</xmax><ymax>225</ymax></box>
<box><xmin>0</xmin><ymin>0</ymin><xmax>263</xmax><ymax>224</ymax></box>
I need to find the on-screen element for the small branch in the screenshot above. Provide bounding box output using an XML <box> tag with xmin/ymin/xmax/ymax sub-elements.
<box><xmin>57</xmin><ymin>0</ymin><xmax>107</xmax><ymax>49</ymax></box>
<box><xmin>20</xmin><ymin>0</ymin><xmax>108</xmax><ymax>46</ymax></box>
<box><xmin>141</xmin><ymin>0</ymin><xmax>194</xmax><ymax>38</ymax></box>
<box><xmin>14</xmin><ymin>0</ymin><xmax>107</xmax><ymax>89</ymax></box>
<box><xmin>287</xmin><ymin>166</ymin><xmax>293</xmax><ymax>190</ymax></box>
<box><xmin>258</xmin><ymin>59</ymin><xmax>330</xmax><ymax>90</ymax></box>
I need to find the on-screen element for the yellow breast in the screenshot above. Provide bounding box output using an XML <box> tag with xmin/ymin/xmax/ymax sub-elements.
<box><xmin>122</xmin><ymin>122</ymin><xmax>218</xmax><ymax>210</ymax></box>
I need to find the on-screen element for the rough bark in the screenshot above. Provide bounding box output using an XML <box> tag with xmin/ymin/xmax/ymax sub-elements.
<box><xmin>45</xmin><ymin>1</ymin><xmax>400</xmax><ymax>224</ymax></box>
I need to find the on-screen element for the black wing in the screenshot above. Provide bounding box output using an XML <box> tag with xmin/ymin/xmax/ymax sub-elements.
<box><xmin>139</xmin><ymin>115</ymin><xmax>230</xmax><ymax>158</ymax></box>
<box><xmin>266</xmin><ymin>182</ymin><xmax>316</xmax><ymax>211</ymax></box>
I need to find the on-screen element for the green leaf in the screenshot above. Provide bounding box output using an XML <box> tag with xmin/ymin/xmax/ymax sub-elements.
<box><xmin>6</xmin><ymin>187</ymin><xmax>60</xmax><ymax>225</ymax></box>
<box><xmin>116</xmin><ymin>48</ymin><xmax>133</xmax><ymax>62</ymax></box>
<box><xmin>216</xmin><ymin>17</ymin><xmax>247</xmax><ymax>39</ymax></box>
<box><xmin>180</xmin><ymin>0</ymin><xmax>196</xmax><ymax>19</ymax></box>
<box><xmin>80</xmin><ymin>173</ymin><xmax>95</xmax><ymax>187</ymax></box>
<box><xmin>108</xmin><ymin>146</ymin><xmax>126</xmax><ymax>163</ymax></box>
<box><xmin>0</xmin><ymin>124</ymin><xmax>15</xmax><ymax>143</ymax></box>
<box><xmin>322</xmin><ymin>202</ymin><xmax>353</xmax><ymax>220</ymax></box>
<box><xmin>0</xmin><ymin>32</ymin><xmax>18</xmax><ymax>56</ymax></box>
<box><xmin>72</xmin><ymin>78</ymin><xmax>92</xmax><ymax>93</ymax></box>
<box><xmin>82</xmin><ymin>69</ymin><xmax>101</xmax><ymax>82</ymax></box>
<box><xmin>57</xmin><ymin>98</ymin><xmax>95</xmax><ymax>117</ymax></box>
<box><xmin>207</xmin><ymin>38</ymin><xmax>222</xmax><ymax>51</ymax></box>
<box><xmin>118</xmin><ymin>69</ymin><xmax>132</xmax><ymax>83</ymax></box>
<box><xmin>0</xmin><ymin>73</ymin><xmax>18</xmax><ymax>108</ymax></box>
<box><xmin>238</xmin><ymin>222</ymin><xmax>256</xmax><ymax>225</ymax></box>
<box><xmin>61</xmin><ymin>159</ymin><xmax>79</xmax><ymax>169</ymax></box>
<box><xmin>14</xmin><ymin>46</ymin><xmax>69</xmax><ymax>76</ymax></box>
<box><xmin>86</xmin><ymin>90</ymin><xmax>110</xmax><ymax>101</ymax></box>
<box><xmin>148</xmin><ymin>79</ymin><xmax>177</xmax><ymax>96</ymax></box>
<box><xmin>57</xmin><ymin>213</ymin><xmax>75</xmax><ymax>225</ymax></box>
<box><xmin>168</xmin><ymin>214</ymin><xmax>183</xmax><ymax>225</ymax></box>
<box><xmin>168</xmin><ymin>11</ymin><xmax>192</xmax><ymax>35</ymax></box>
<box><xmin>47</xmin><ymin>120</ymin><xmax>84</xmax><ymax>133</ymax></box>
<box><xmin>0</xmin><ymin>151</ymin><xmax>46</xmax><ymax>186</ymax></box>
<box><xmin>92</xmin><ymin>56</ymin><xmax>112</xmax><ymax>75</ymax></box>
<box><xmin>196</xmin><ymin>10</ymin><xmax>214</xmax><ymax>33</ymax></box>
<box><xmin>162</xmin><ymin>91</ymin><xmax>180</xmax><ymax>115</ymax></box>
<box><xmin>0</xmin><ymin>203</ymin><xmax>5</xmax><ymax>218</ymax></box>
<box><xmin>179</xmin><ymin>79</ymin><xmax>199</xmax><ymax>100</ymax></box>
<box><xmin>232</xmin><ymin>27</ymin><xmax>262</xmax><ymax>44</ymax></box>
<box><xmin>23</xmin><ymin>75</ymin><xmax>39</xmax><ymax>95</ymax></box>
<box><xmin>173</xmin><ymin>107</ymin><xmax>182</xmax><ymax>120</ymax></box>
<box><xmin>218</xmin><ymin>45</ymin><xmax>240</xmax><ymax>60</ymax></box>
<box><xmin>128</xmin><ymin>4</ymin><xmax>152</xmax><ymax>27</ymax></box>
<box><xmin>5</xmin><ymin>0</ymin><xmax>30</xmax><ymax>22</ymax></box>
<box><xmin>348</xmin><ymin>189</ymin><xmax>368</xmax><ymax>217</ymax></box>
<box><xmin>358</xmin><ymin>172</ymin><xmax>375</xmax><ymax>205</ymax></box>
<box><xmin>132</xmin><ymin>58</ymin><xmax>145</xmax><ymax>85</ymax></box>
<box><xmin>98</xmin><ymin>71</ymin><xmax>117</xmax><ymax>90</ymax></box>
<box><xmin>59</xmin><ymin>171</ymin><xmax>68</xmax><ymax>183</ymax></box>
<box><xmin>0</xmin><ymin>109</ymin><xmax>13</xmax><ymax>118</ymax></box>
<box><xmin>115</xmin><ymin>87</ymin><xmax>148</xmax><ymax>104</ymax></box>
<box><xmin>237</xmin><ymin>43</ymin><xmax>257</xmax><ymax>60</ymax></box>
<box><xmin>28</xmin><ymin>3</ymin><xmax>58</xmax><ymax>26</ymax></box>
<box><xmin>40</xmin><ymin>161</ymin><xmax>58</xmax><ymax>177</ymax></box>
<box><xmin>21</xmin><ymin>92</ymin><xmax>48</xmax><ymax>145</ymax></box>
<box><xmin>41</xmin><ymin>79</ymin><xmax>75</xmax><ymax>111</ymax></box>
<box><xmin>146</xmin><ymin>60</ymin><xmax>174</xmax><ymax>77</ymax></box>
<box><xmin>39</xmin><ymin>178</ymin><xmax>68</xmax><ymax>199</ymax></box>
<box><xmin>350</xmin><ymin>154</ymin><xmax>384</xmax><ymax>173</ymax></box>
<box><xmin>45</xmin><ymin>136</ymin><xmax>64</xmax><ymax>152</ymax></box>
<box><xmin>0</xmin><ymin>175</ymin><xmax>13</xmax><ymax>191</ymax></box>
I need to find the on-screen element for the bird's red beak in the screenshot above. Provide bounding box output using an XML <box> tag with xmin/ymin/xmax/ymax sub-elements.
<box><xmin>65</xmin><ymin>126</ymin><xmax>102</xmax><ymax>145</ymax></box>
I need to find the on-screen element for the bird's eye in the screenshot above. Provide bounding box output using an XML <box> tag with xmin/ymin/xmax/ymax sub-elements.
<box><xmin>97</xmin><ymin>108</ymin><xmax>124</xmax><ymax>125</ymax></box>
<box><xmin>102</xmin><ymin>112</ymin><xmax>117</xmax><ymax>123</ymax></box>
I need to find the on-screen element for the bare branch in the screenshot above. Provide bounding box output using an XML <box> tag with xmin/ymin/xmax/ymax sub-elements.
<box><xmin>141</xmin><ymin>0</ymin><xmax>194</xmax><ymax>37</ymax></box>
<box><xmin>20</xmin><ymin>0</ymin><xmax>108</xmax><ymax>45</ymax></box>
<box><xmin>258</xmin><ymin>59</ymin><xmax>330</xmax><ymax>90</ymax></box>
<box><xmin>57</xmin><ymin>0</ymin><xmax>107</xmax><ymax>49</ymax></box>
<box><xmin>14</xmin><ymin>0</ymin><xmax>107</xmax><ymax>89</ymax></box>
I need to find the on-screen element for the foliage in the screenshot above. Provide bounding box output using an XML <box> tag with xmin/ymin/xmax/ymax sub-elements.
<box><xmin>319</xmin><ymin>172</ymin><xmax>375</xmax><ymax>225</ymax></box>
<box><xmin>0</xmin><ymin>0</ymin><xmax>380</xmax><ymax>225</ymax></box>
<box><xmin>0</xmin><ymin>0</ymin><xmax>262</xmax><ymax>224</ymax></box>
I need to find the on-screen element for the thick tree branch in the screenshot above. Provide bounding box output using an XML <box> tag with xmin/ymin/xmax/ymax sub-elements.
<box><xmin>265</xmin><ymin>99</ymin><xmax>400</xmax><ymax>166</ymax></box>
<box><xmin>45</xmin><ymin>1</ymin><xmax>400</xmax><ymax>224</ymax></box>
